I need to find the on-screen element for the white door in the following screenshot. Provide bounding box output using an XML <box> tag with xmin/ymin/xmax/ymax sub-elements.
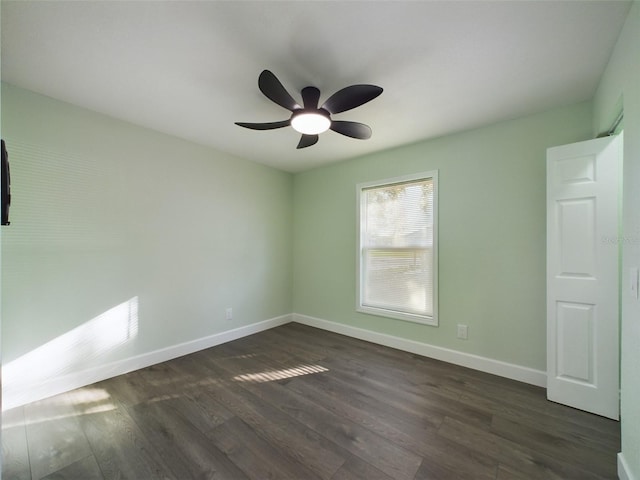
<box><xmin>547</xmin><ymin>134</ymin><xmax>622</xmax><ymax>420</ymax></box>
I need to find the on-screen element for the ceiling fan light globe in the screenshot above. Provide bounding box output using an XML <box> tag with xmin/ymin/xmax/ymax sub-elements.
<box><xmin>291</xmin><ymin>111</ymin><xmax>331</xmax><ymax>135</ymax></box>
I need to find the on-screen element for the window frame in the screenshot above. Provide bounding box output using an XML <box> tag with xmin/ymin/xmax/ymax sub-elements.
<box><xmin>356</xmin><ymin>171</ymin><xmax>438</xmax><ymax>326</ymax></box>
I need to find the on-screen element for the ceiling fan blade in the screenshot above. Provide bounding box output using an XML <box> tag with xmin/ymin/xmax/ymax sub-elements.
<box><xmin>297</xmin><ymin>134</ymin><xmax>319</xmax><ymax>149</ymax></box>
<box><xmin>258</xmin><ymin>70</ymin><xmax>301</xmax><ymax>111</ymax></box>
<box><xmin>321</xmin><ymin>85</ymin><xmax>383</xmax><ymax>114</ymax></box>
<box><xmin>235</xmin><ymin>120</ymin><xmax>290</xmax><ymax>130</ymax></box>
<box><xmin>301</xmin><ymin>86</ymin><xmax>321</xmax><ymax>109</ymax></box>
<box><xmin>330</xmin><ymin>121</ymin><xmax>372</xmax><ymax>139</ymax></box>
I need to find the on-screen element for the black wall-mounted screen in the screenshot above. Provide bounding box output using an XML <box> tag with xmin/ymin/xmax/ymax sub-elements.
<box><xmin>2</xmin><ymin>139</ymin><xmax>11</xmax><ymax>226</ymax></box>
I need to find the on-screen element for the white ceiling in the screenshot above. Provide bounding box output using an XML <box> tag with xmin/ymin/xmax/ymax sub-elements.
<box><xmin>1</xmin><ymin>1</ymin><xmax>631</xmax><ymax>173</ymax></box>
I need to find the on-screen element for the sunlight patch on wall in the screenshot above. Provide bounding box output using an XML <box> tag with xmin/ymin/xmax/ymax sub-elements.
<box><xmin>232</xmin><ymin>364</ymin><xmax>329</xmax><ymax>383</ymax></box>
<box><xmin>2</xmin><ymin>297</ymin><xmax>139</xmax><ymax>410</ymax></box>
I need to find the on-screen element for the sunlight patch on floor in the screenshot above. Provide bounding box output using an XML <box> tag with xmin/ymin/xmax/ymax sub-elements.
<box><xmin>2</xmin><ymin>387</ymin><xmax>117</xmax><ymax>429</ymax></box>
<box><xmin>232</xmin><ymin>364</ymin><xmax>329</xmax><ymax>383</ymax></box>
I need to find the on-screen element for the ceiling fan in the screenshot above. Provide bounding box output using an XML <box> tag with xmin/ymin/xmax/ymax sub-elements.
<box><xmin>235</xmin><ymin>70</ymin><xmax>383</xmax><ymax>149</ymax></box>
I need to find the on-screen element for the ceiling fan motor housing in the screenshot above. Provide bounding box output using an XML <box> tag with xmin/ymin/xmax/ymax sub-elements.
<box><xmin>235</xmin><ymin>70</ymin><xmax>382</xmax><ymax>149</ymax></box>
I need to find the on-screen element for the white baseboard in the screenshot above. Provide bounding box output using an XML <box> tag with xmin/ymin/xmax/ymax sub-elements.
<box><xmin>2</xmin><ymin>314</ymin><xmax>292</xmax><ymax>411</ymax></box>
<box><xmin>619</xmin><ymin>452</ymin><xmax>637</xmax><ymax>480</ymax></box>
<box><xmin>293</xmin><ymin>313</ymin><xmax>547</xmax><ymax>388</ymax></box>
<box><xmin>4</xmin><ymin>311</ymin><xmax>549</xmax><ymax>410</ymax></box>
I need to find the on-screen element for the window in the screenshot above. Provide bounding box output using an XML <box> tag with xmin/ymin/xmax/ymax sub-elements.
<box><xmin>357</xmin><ymin>171</ymin><xmax>438</xmax><ymax>325</ymax></box>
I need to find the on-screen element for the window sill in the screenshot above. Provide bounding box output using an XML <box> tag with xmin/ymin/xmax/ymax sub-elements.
<box><xmin>357</xmin><ymin>305</ymin><xmax>438</xmax><ymax>326</ymax></box>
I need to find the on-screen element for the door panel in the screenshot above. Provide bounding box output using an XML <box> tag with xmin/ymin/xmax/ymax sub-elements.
<box><xmin>557</xmin><ymin>198</ymin><xmax>596</xmax><ymax>277</ymax></box>
<box><xmin>556</xmin><ymin>301</ymin><xmax>594</xmax><ymax>383</ymax></box>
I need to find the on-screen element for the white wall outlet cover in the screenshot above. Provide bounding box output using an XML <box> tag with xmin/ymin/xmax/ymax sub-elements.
<box><xmin>457</xmin><ymin>324</ymin><xmax>468</xmax><ymax>340</ymax></box>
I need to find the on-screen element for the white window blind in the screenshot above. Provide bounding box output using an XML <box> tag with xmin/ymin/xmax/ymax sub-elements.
<box><xmin>357</xmin><ymin>172</ymin><xmax>437</xmax><ymax>325</ymax></box>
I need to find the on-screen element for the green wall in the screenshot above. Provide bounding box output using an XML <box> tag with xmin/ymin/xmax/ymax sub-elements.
<box><xmin>293</xmin><ymin>102</ymin><xmax>592</xmax><ymax>372</ymax></box>
<box><xmin>594</xmin><ymin>1</ymin><xmax>640</xmax><ymax>477</ymax></box>
<box><xmin>1</xmin><ymin>83</ymin><xmax>293</xmax><ymax>382</ymax></box>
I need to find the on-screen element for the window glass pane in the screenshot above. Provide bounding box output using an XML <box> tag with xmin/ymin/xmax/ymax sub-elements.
<box><xmin>363</xmin><ymin>247</ymin><xmax>433</xmax><ymax>316</ymax></box>
<box><xmin>363</xmin><ymin>179</ymin><xmax>433</xmax><ymax>248</ymax></box>
<box><xmin>359</xmin><ymin>175</ymin><xmax>436</xmax><ymax>323</ymax></box>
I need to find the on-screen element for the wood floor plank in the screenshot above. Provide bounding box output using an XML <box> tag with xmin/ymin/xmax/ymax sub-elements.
<box><xmin>186</xmin><ymin>382</ymin><xmax>347</xmax><ymax>480</ymax></box>
<box><xmin>24</xmin><ymin>392</ymin><xmax>94</xmax><ymax>480</ymax></box>
<box><xmin>329</xmin><ymin>455</ymin><xmax>394</xmax><ymax>480</ymax></box>
<box><xmin>490</xmin><ymin>414</ymin><xmax>617</xmax><ymax>478</ymax></box>
<box><xmin>99</xmin><ymin>362</ymin><xmax>187</xmax><ymax>409</ymax></box>
<box><xmin>39</xmin><ymin>455</ymin><xmax>103</xmax><ymax>480</ymax></box>
<box><xmin>289</xmin><ymin>372</ymin><xmax>499</xmax><ymax>479</ymax></box>
<box><xmin>126</xmin><ymin>397</ymin><xmax>249</xmax><ymax>480</ymax></box>
<box><xmin>457</xmin><ymin>369</ymin><xmax>619</xmax><ymax>437</ymax></box>
<box><xmin>242</xmin><ymin>377</ymin><xmax>422</xmax><ymax>479</ymax></box>
<box><xmin>285</xmin><ymin>373</ymin><xmax>442</xmax><ymax>448</ymax></box>
<box><xmin>458</xmin><ymin>389</ymin><xmax>621</xmax><ymax>453</ymax></box>
<box><xmin>77</xmin><ymin>403</ymin><xmax>177</xmax><ymax>480</ymax></box>
<box><xmin>310</xmin><ymin>354</ymin><xmax>492</xmax><ymax>430</ymax></box>
<box><xmin>209</xmin><ymin>416</ymin><xmax>323</xmax><ymax>480</ymax></box>
<box><xmin>412</xmin><ymin>434</ymin><xmax>499</xmax><ymax>480</ymax></box>
<box><xmin>437</xmin><ymin>415</ymin><xmax>611</xmax><ymax>480</ymax></box>
<box><xmin>2</xmin><ymin>407</ymin><xmax>32</xmax><ymax>480</ymax></box>
<box><xmin>496</xmin><ymin>462</ymin><xmax>539</xmax><ymax>479</ymax></box>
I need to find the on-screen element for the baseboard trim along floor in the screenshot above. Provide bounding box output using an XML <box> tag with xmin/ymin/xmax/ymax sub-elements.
<box><xmin>2</xmin><ymin>314</ymin><xmax>292</xmax><ymax>410</ymax></box>
<box><xmin>293</xmin><ymin>314</ymin><xmax>547</xmax><ymax>388</ymax></box>
<box><xmin>618</xmin><ymin>452</ymin><xmax>637</xmax><ymax>480</ymax></box>
<box><xmin>4</xmin><ymin>312</ymin><xmax>548</xmax><ymax>410</ymax></box>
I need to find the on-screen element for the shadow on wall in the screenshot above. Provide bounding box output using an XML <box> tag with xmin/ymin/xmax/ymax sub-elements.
<box><xmin>2</xmin><ymin>296</ymin><xmax>139</xmax><ymax>410</ymax></box>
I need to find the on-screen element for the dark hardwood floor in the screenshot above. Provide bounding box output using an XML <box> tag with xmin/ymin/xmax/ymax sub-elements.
<box><xmin>2</xmin><ymin>323</ymin><xmax>620</xmax><ymax>479</ymax></box>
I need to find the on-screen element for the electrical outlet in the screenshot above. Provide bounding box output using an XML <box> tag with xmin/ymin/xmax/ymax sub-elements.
<box><xmin>225</xmin><ymin>307</ymin><xmax>233</xmax><ymax>321</ymax></box>
<box><xmin>457</xmin><ymin>324</ymin><xmax>468</xmax><ymax>340</ymax></box>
